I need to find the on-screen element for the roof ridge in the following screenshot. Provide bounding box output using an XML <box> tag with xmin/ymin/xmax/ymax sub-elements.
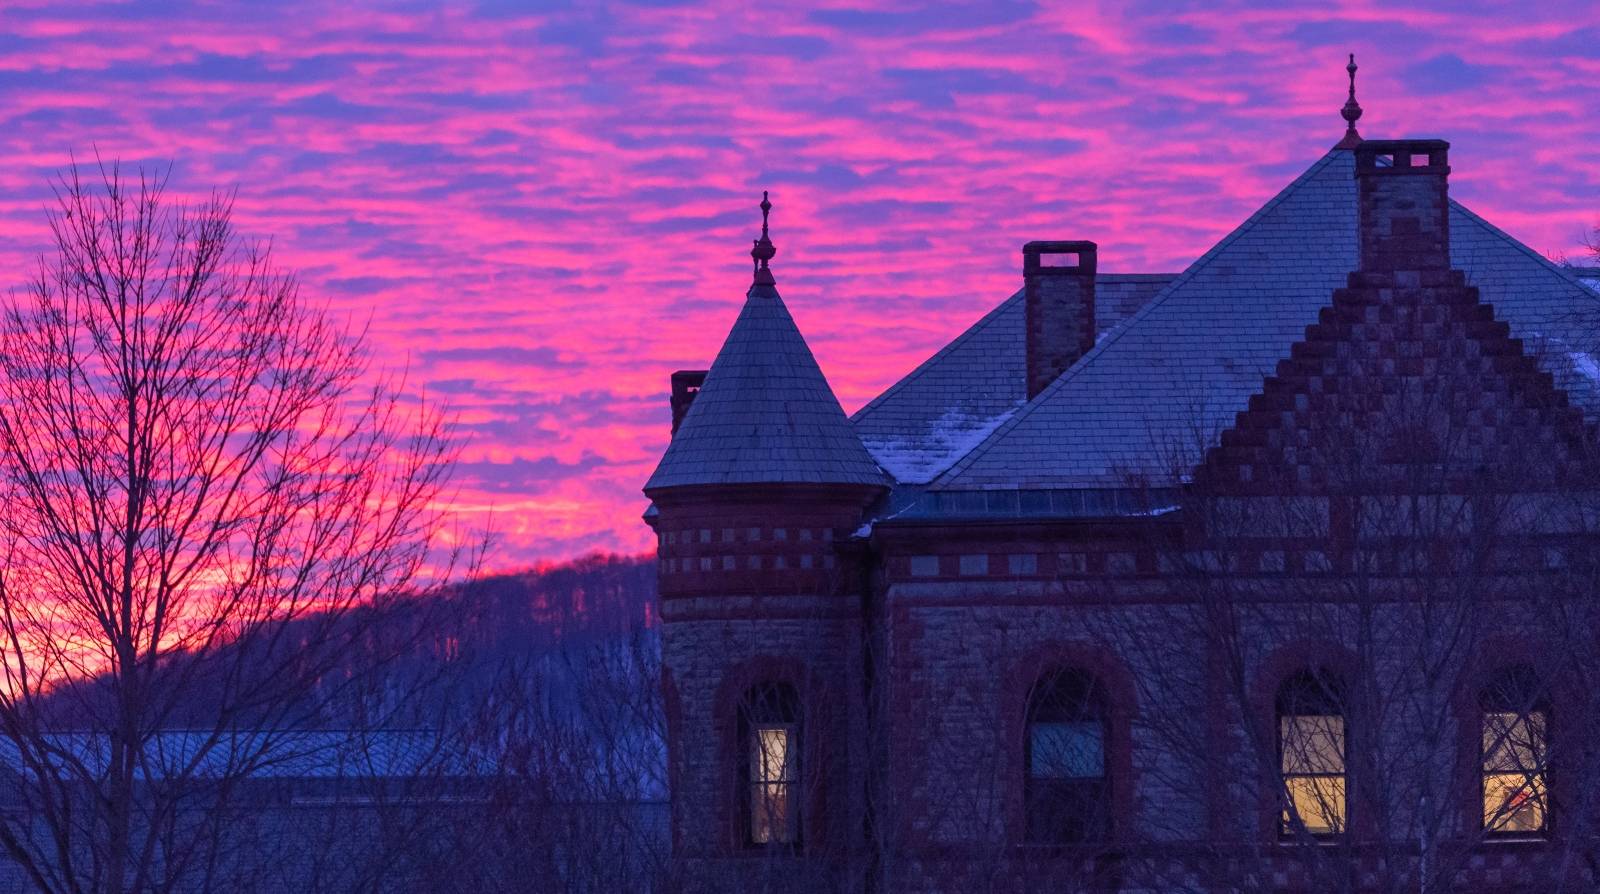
<box><xmin>850</xmin><ymin>288</ymin><xmax>1023</xmax><ymax>423</ymax></box>
<box><xmin>931</xmin><ymin>149</ymin><xmax>1347</xmax><ymax>489</ymax></box>
<box><xmin>1447</xmin><ymin>197</ymin><xmax>1598</xmax><ymax>297</ymax></box>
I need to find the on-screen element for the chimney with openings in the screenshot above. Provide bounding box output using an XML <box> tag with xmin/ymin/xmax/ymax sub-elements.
<box><xmin>669</xmin><ymin>369</ymin><xmax>707</xmax><ymax>436</ymax></box>
<box><xmin>1023</xmin><ymin>240</ymin><xmax>1097</xmax><ymax>399</ymax></box>
<box><xmin>1355</xmin><ymin>139</ymin><xmax>1450</xmax><ymax>274</ymax></box>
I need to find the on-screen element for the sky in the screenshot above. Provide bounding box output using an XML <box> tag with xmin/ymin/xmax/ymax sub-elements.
<box><xmin>0</xmin><ymin>1</ymin><xmax>1595</xmax><ymax>570</ymax></box>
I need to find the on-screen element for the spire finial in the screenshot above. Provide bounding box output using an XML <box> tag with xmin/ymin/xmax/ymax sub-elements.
<box><xmin>750</xmin><ymin>190</ymin><xmax>776</xmax><ymax>286</ymax></box>
<box><xmin>1335</xmin><ymin>53</ymin><xmax>1363</xmax><ymax>149</ymax></box>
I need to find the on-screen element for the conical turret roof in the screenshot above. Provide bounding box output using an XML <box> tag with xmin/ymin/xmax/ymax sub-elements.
<box><xmin>646</xmin><ymin>280</ymin><xmax>886</xmax><ymax>491</ymax></box>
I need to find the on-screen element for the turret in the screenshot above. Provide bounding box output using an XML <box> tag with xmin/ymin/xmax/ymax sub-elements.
<box><xmin>643</xmin><ymin>194</ymin><xmax>884</xmax><ymax>867</ymax></box>
<box><xmin>645</xmin><ymin>191</ymin><xmax>885</xmax><ymax>598</ymax></box>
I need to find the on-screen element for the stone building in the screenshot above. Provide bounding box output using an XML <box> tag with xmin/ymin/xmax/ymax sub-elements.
<box><xmin>643</xmin><ymin>65</ymin><xmax>1600</xmax><ymax>892</ymax></box>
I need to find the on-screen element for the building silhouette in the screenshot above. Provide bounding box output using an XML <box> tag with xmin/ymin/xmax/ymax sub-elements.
<box><xmin>644</xmin><ymin>61</ymin><xmax>1600</xmax><ymax>892</ymax></box>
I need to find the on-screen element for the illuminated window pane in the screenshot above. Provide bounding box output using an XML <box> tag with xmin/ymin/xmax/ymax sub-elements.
<box><xmin>750</xmin><ymin>726</ymin><xmax>796</xmax><ymax>843</ymax></box>
<box><xmin>754</xmin><ymin>727</ymin><xmax>796</xmax><ymax>783</ymax></box>
<box><xmin>1284</xmin><ymin>774</ymin><xmax>1347</xmax><ymax>835</ymax></box>
<box><xmin>1482</xmin><ymin>709</ymin><xmax>1548</xmax><ymax>834</ymax></box>
<box><xmin>751</xmin><ymin>782</ymin><xmax>792</xmax><ymax>844</ymax></box>
<box><xmin>1281</xmin><ymin>715</ymin><xmax>1345</xmax><ymax>775</ymax></box>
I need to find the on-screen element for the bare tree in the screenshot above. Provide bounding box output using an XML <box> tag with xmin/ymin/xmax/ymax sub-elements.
<box><xmin>423</xmin><ymin>625</ymin><xmax>669</xmax><ymax>893</ymax></box>
<box><xmin>0</xmin><ymin>162</ymin><xmax>463</xmax><ymax>894</ymax></box>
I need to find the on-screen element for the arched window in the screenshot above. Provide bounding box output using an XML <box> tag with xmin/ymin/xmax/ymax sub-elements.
<box><xmin>1277</xmin><ymin>670</ymin><xmax>1346</xmax><ymax>836</ymax></box>
<box><xmin>1480</xmin><ymin>666</ymin><xmax>1549</xmax><ymax>836</ymax></box>
<box><xmin>1024</xmin><ymin>668</ymin><xmax>1108</xmax><ymax>843</ymax></box>
<box><xmin>738</xmin><ymin>682</ymin><xmax>801</xmax><ymax>846</ymax></box>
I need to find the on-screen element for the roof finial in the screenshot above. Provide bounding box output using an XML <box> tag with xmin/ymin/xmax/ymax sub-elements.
<box><xmin>751</xmin><ymin>190</ymin><xmax>776</xmax><ymax>286</ymax></box>
<box><xmin>1335</xmin><ymin>53</ymin><xmax>1363</xmax><ymax>149</ymax></box>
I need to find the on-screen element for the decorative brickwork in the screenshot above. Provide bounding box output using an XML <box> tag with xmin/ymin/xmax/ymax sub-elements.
<box><xmin>1197</xmin><ymin>270</ymin><xmax>1590</xmax><ymax>496</ymax></box>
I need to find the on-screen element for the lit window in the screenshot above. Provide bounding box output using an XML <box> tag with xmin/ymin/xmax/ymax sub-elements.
<box><xmin>1481</xmin><ymin>667</ymin><xmax>1549</xmax><ymax>836</ymax></box>
<box><xmin>1025</xmin><ymin>669</ymin><xmax>1108</xmax><ymax>843</ymax></box>
<box><xmin>740</xmin><ymin>683</ymin><xmax>800</xmax><ymax>846</ymax></box>
<box><xmin>774</xmin><ymin>528</ymin><xmax>788</xmax><ymax>541</ymax></box>
<box><xmin>1009</xmin><ymin>554</ymin><xmax>1038</xmax><ymax>575</ymax></box>
<box><xmin>959</xmin><ymin>554</ymin><xmax>989</xmax><ymax>576</ymax></box>
<box><xmin>909</xmin><ymin>555</ymin><xmax>940</xmax><ymax>577</ymax></box>
<box><xmin>799</xmin><ymin>554</ymin><xmax>813</xmax><ymax>569</ymax></box>
<box><xmin>722</xmin><ymin>555</ymin><xmax>735</xmax><ymax>571</ymax></box>
<box><xmin>1278</xmin><ymin>671</ymin><xmax>1346</xmax><ymax>837</ymax></box>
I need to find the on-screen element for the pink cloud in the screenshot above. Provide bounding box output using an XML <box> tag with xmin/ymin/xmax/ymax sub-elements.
<box><xmin>0</xmin><ymin>1</ymin><xmax>1593</xmax><ymax>571</ymax></box>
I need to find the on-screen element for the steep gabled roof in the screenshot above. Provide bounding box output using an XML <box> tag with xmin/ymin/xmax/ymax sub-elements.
<box><xmin>851</xmin><ymin>274</ymin><xmax>1174</xmax><ymax>484</ymax></box>
<box><xmin>645</xmin><ymin>281</ymin><xmax>885</xmax><ymax>491</ymax></box>
<box><xmin>931</xmin><ymin>148</ymin><xmax>1600</xmax><ymax>492</ymax></box>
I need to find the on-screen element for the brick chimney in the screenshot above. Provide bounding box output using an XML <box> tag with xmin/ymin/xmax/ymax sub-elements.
<box><xmin>669</xmin><ymin>369</ymin><xmax>706</xmax><ymax>436</ymax></box>
<box><xmin>1355</xmin><ymin>140</ymin><xmax>1450</xmax><ymax>273</ymax></box>
<box><xmin>1023</xmin><ymin>240</ymin><xmax>1097</xmax><ymax>399</ymax></box>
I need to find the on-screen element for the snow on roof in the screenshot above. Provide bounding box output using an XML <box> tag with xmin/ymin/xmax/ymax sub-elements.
<box><xmin>867</xmin><ymin>401</ymin><xmax>1024</xmax><ymax>485</ymax></box>
<box><xmin>851</xmin><ymin>274</ymin><xmax>1173</xmax><ymax>485</ymax></box>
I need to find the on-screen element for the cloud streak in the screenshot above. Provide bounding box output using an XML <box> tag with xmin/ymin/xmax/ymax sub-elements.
<box><xmin>0</xmin><ymin>0</ymin><xmax>1594</xmax><ymax>569</ymax></box>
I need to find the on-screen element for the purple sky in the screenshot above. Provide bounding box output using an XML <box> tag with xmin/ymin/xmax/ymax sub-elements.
<box><xmin>0</xmin><ymin>1</ymin><xmax>1595</xmax><ymax>569</ymax></box>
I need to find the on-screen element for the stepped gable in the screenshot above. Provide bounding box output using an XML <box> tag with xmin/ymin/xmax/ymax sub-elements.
<box><xmin>851</xmin><ymin>274</ymin><xmax>1174</xmax><ymax>485</ymax></box>
<box><xmin>930</xmin><ymin>149</ymin><xmax>1600</xmax><ymax>493</ymax></box>
<box><xmin>1194</xmin><ymin>266</ymin><xmax>1593</xmax><ymax>494</ymax></box>
<box><xmin>1198</xmin><ymin>139</ymin><xmax>1593</xmax><ymax>493</ymax></box>
<box><xmin>644</xmin><ymin>196</ymin><xmax>884</xmax><ymax>492</ymax></box>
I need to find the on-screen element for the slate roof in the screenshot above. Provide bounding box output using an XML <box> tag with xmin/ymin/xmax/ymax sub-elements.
<box><xmin>645</xmin><ymin>281</ymin><xmax>885</xmax><ymax>491</ymax></box>
<box><xmin>851</xmin><ymin>274</ymin><xmax>1175</xmax><ymax>484</ymax></box>
<box><xmin>929</xmin><ymin>148</ymin><xmax>1600</xmax><ymax>491</ymax></box>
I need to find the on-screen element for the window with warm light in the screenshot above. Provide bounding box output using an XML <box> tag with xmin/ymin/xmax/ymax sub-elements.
<box><xmin>1481</xmin><ymin>666</ymin><xmax>1549</xmax><ymax>837</ymax></box>
<box><xmin>1025</xmin><ymin>668</ymin><xmax>1108</xmax><ymax>843</ymax></box>
<box><xmin>740</xmin><ymin>682</ymin><xmax>801</xmax><ymax>846</ymax></box>
<box><xmin>1277</xmin><ymin>671</ymin><xmax>1346</xmax><ymax>837</ymax></box>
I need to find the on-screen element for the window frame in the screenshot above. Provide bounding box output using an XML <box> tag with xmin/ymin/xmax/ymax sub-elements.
<box><xmin>1275</xmin><ymin>670</ymin><xmax>1348</xmax><ymax>840</ymax></box>
<box><xmin>737</xmin><ymin>682</ymin><xmax>803</xmax><ymax>849</ymax></box>
<box><xmin>1479</xmin><ymin>666</ymin><xmax>1551</xmax><ymax>840</ymax></box>
<box><xmin>1023</xmin><ymin>668</ymin><xmax>1110</xmax><ymax>845</ymax></box>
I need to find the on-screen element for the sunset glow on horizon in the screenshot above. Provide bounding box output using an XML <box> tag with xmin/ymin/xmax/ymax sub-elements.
<box><xmin>0</xmin><ymin>1</ymin><xmax>1596</xmax><ymax>570</ymax></box>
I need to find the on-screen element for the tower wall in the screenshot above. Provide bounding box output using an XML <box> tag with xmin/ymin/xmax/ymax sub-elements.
<box><xmin>648</xmin><ymin>484</ymin><xmax>879</xmax><ymax>891</ymax></box>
